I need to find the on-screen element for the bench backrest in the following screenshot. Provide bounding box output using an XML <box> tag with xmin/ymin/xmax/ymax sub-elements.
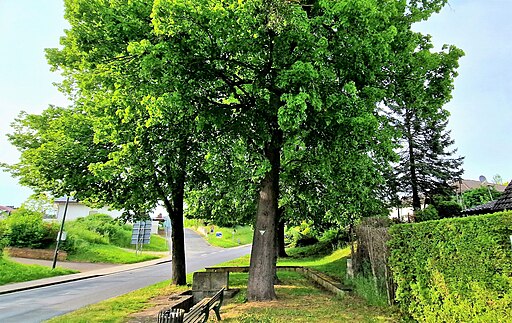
<box><xmin>183</xmin><ymin>288</ymin><xmax>224</xmax><ymax>323</ymax></box>
<box><xmin>207</xmin><ymin>287</ymin><xmax>224</xmax><ymax>308</ymax></box>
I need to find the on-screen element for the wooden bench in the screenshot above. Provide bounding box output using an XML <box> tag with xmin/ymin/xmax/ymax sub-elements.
<box><xmin>157</xmin><ymin>308</ymin><xmax>185</xmax><ymax>323</ymax></box>
<box><xmin>183</xmin><ymin>287</ymin><xmax>224</xmax><ymax>323</ymax></box>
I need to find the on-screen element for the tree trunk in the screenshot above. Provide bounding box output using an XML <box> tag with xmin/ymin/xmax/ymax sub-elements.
<box><xmin>247</xmin><ymin>130</ymin><xmax>281</xmax><ymax>301</ymax></box>
<box><xmin>406</xmin><ymin>111</ymin><xmax>421</xmax><ymax>212</ymax></box>
<box><xmin>169</xmin><ymin>199</ymin><xmax>186</xmax><ymax>285</ymax></box>
<box><xmin>160</xmin><ymin>142</ymin><xmax>187</xmax><ymax>286</ymax></box>
<box><xmin>277</xmin><ymin>210</ymin><xmax>288</xmax><ymax>258</ymax></box>
<box><xmin>162</xmin><ymin>178</ymin><xmax>187</xmax><ymax>285</ymax></box>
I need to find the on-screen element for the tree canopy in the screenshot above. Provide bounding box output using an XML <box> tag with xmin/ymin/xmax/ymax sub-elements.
<box><xmin>4</xmin><ymin>0</ymin><xmax>462</xmax><ymax>300</ymax></box>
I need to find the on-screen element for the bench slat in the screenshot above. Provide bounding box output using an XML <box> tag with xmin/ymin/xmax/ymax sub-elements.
<box><xmin>183</xmin><ymin>288</ymin><xmax>224</xmax><ymax>323</ymax></box>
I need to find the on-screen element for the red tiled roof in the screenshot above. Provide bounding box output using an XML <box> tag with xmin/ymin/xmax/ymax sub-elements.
<box><xmin>454</xmin><ymin>179</ymin><xmax>507</xmax><ymax>193</ymax></box>
<box><xmin>0</xmin><ymin>205</ymin><xmax>14</xmax><ymax>212</ymax></box>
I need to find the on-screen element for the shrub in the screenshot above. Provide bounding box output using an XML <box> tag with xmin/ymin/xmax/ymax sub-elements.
<box><xmin>348</xmin><ymin>274</ymin><xmax>388</xmax><ymax>307</ymax></box>
<box><xmin>388</xmin><ymin>211</ymin><xmax>512</xmax><ymax>321</ymax></box>
<box><xmin>0</xmin><ymin>220</ymin><xmax>7</xmax><ymax>256</ymax></box>
<box><xmin>435</xmin><ymin>200</ymin><xmax>462</xmax><ymax>219</ymax></box>
<box><xmin>415</xmin><ymin>205</ymin><xmax>439</xmax><ymax>222</ymax></box>
<box><xmin>4</xmin><ymin>208</ymin><xmax>54</xmax><ymax>249</ymax></box>
<box><xmin>286</xmin><ymin>221</ymin><xmax>318</xmax><ymax>247</ymax></box>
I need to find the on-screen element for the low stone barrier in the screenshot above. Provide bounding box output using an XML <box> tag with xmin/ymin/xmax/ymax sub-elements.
<box><xmin>6</xmin><ymin>247</ymin><xmax>67</xmax><ymax>261</ymax></box>
<box><xmin>205</xmin><ymin>265</ymin><xmax>352</xmax><ymax>297</ymax></box>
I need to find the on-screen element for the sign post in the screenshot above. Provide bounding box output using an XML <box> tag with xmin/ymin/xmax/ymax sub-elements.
<box><xmin>52</xmin><ymin>196</ymin><xmax>70</xmax><ymax>269</ymax></box>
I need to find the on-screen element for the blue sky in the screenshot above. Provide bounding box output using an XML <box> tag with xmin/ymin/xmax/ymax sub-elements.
<box><xmin>0</xmin><ymin>0</ymin><xmax>511</xmax><ymax>206</ymax></box>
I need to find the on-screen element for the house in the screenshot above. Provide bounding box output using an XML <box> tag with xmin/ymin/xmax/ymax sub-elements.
<box><xmin>53</xmin><ymin>197</ymin><xmax>123</xmax><ymax>221</ymax></box>
<box><xmin>453</xmin><ymin>179</ymin><xmax>506</xmax><ymax>194</ymax></box>
<box><xmin>464</xmin><ymin>181</ymin><xmax>512</xmax><ymax>215</ymax></box>
<box><xmin>0</xmin><ymin>205</ymin><xmax>15</xmax><ymax>218</ymax></box>
<box><xmin>53</xmin><ymin>198</ymin><xmax>168</xmax><ymax>233</ymax></box>
<box><xmin>389</xmin><ymin>179</ymin><xmax>507</xmax><ymax>221</ymax></box>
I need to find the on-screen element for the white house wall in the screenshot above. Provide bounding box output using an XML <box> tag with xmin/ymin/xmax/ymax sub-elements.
<box><xmin>55</xmin><ymin>203</ymin><xmax>123</xmax><ymax>221</ymax></box>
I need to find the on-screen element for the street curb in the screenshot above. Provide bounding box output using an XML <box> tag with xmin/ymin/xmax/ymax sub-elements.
<box><xmin>0</xmin><ymin>257</ymin><xmax>172</xmax><ymax>295</ymax></box>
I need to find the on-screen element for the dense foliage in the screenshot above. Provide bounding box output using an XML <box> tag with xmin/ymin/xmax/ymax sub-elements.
<box><xmin>0</xmin><ymin>212</ymin><xmax>167</xmax><ymax>260</ymax></box>
<box><xmin>389</xmin><ymin>212</ymin><xmax>512</xmax><ymax>321</ymax></box>
<box><xmin>4</xmin><ymin>0</ymin><xmax>461</xmax><ymax>299</ymax></box>
<box><xmin>462</xmin><ymin>186</ymin><xmax>503</xmax><ymax>209</ymax></box>
<box><xmin>0</xmin><ymin>220</ymin><xmax>7</xmax><ymax>256</ymax></box>
<box><xmin>2</xmin><ymin>208</ymin><xmax>59</xmax><ymax>249</ymax></box>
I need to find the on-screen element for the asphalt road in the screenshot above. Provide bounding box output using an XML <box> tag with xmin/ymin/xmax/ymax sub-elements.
<box><xmin>0</xmin><ymin>229</ymin><xmax>251</xmax><ymax>323</ymax></box>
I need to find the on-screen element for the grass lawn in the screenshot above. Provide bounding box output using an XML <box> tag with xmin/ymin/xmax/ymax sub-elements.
<box><xmin>46</xmin><ymin>280</ymin><xmax>189</xmax><ymax>323</ymax></box>
<box><xmin>204</xmin><ymin>225</ymin><xmax>253</xmax><ymax>248</ymax></box>
<box><xmin>0</xmin><ymin>257</ymin><xmax>78</xmax><ymax>286</ymax></box>
<box><xmin>46</xmin><ymin>245</ymin><xmax>398</xmax><ymax>322</ymax></box>
<box><xmin>221</xmin><ymin>271</ymin><xmax>396</xmax><ymax>322</ymax></box>
<box><xmin>66</xmin><ymin>244</ymin><xmax>159</xmax><ymax>264</ymax></box>
<box><xmin>142</xmin><ymin>234</ymin><xmax>170</xmax><ymax>251</ymax></box>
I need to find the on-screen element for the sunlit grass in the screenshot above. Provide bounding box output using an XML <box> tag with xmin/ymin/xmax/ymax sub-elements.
<box><xmin>222</xmin><ymin>271</ymin><xmax>397</xmax><ymax>322</ymax></box>
<box><xmin>66</xmin><ymin>244</ymin><xmax>159</xmax><ymax>264</ymax></box>
<box><xmin>185</xmin><ymin>220</ymin><xmax>254</xmax><ymax>248</ymax></box>
<box><xmin>46</xmin><ymin>245</ymin><xmax>398</xmax><ymax>322</ymax></box>
<box><xmin>204</xmin><ymin>226</ymin><xmax>253</xmax><ymax>248</ymax></box>
<box><xmin>46</xmin><ymin>278</ymin><xmax>190</xmax><ymax>323</ymax></box>
<box><xmin>0</xmin><ymin>257</ymin><xmax>78</xmax><ymax>286</ymax></box>
<box><xmin>279</xmin><ymin>247</ymin><xmax>351</xmax><ymax>280</ymax></box>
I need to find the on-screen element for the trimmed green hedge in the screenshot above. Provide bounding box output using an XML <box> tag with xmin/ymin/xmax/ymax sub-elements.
<box><xmin>389</xmin><ymin>211</ymin><xmax>512</xmax><ymax>322</ymax></box>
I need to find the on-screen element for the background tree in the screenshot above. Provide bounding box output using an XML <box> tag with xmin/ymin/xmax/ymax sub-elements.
<box><xmin>492</xmin><ymin>174</ymin><xmax>505</xmax><ymax>186</ymax></box>
<box><xmin>3</xmin><ymin>107</ymin><xmax>112</xmax><ymax>203</ymax></box>
<box><xmin>386</xmin><ymin>38</ymin><xmax>464</xmax><ymax>211</ymax></box>
<box><xmin>11</xmin><ymin>0</ymin><xmax>206</xmax><ymax>285</ymax></box>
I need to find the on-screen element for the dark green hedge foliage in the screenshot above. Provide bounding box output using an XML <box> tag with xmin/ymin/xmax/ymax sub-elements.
<box><xmin>389</xmin><ymin>211</ymin><xmax>512</xmax><ymax>322</ymax></box>
<box><xmin>4</xmin><ymin>208</ymin><xmax>59</xmax><ymax>249</ymax></box>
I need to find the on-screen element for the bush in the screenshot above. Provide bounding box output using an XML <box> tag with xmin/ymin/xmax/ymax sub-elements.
<box><xmin>388</xmin><ymin>211</ymin><xmax>512</xmax><ymax>321</ymax></box>
<box><xmin>0</xmin><ymin>220</ymin><xmax>7</xmax><ymax>256</ymax></box>
<box><xmin>4</xmin><ymin>208</ymin><xmax>56</xmax><ymax>249</ymax></box>
<box><xmin>286</xmin><ymin>221</ymin><xmax>318</xmax><ymax>247</ymax></box>
<box><xmin>435</xmin><ymin>200</ymin><xmax>462</xmax><ymax>218</ymax></box>
<box><xmin>415</xmin><ymin>205</ymin><xmax>439</xmax><ymax>222</ymax></box>
<box><xmin>348</xmin><ymin>274</ymin><xmax>388</xmax><ymax>307</ymax></box>
<box><xmin>64</xmin><ymin>214</ymin><xmax>132</xmax><ymax>249</ymax></box>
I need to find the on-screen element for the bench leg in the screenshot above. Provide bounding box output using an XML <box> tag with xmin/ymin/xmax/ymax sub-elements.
<box><xmin>213</xmin><ymin>306</ymin><xmax>222</xmax><ymax>321</ymax></box>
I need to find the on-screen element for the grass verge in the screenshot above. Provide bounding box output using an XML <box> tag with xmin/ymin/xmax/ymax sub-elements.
<box><xmin>0</xmin><ymin>257</ymin><xmax>78</xmax><ymax>286</ymax></box>
<box><xmin>203</xmin><ymin>225</ymin><xmax>253</xmax><ymax>248</ymax></box>
<box><xmin>184</xmin><ymin>219</ymin><xmax>253</xmax><ymax>248</ymax></box>
<box><xmin>66</xmin><ymin>244</ymin><xmax>159</xmax><ymax>264</ymax></box>
<box><xmin>47</xmin><ymin>245</ymin><xmax>397</xmax><ymax>322</ymax></box>
<box><xmin>222</xmin><ymin>271</ymin><xmax>396</xmax><ymax>322</ymax></box>
<box><xmin>46</xmin><ymin>279</ymin><xmax>190</xmax><ymax>323</ymax></box>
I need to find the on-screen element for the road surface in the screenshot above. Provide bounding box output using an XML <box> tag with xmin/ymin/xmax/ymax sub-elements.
<box><xmin>0</xmin><ymin>229</ymin><xmax>251</xmax><ymax>322</ymax></box>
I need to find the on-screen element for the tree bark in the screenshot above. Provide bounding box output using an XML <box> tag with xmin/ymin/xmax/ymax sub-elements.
<box><xmin>247</xmin><ymin>130</ymin><xmax>281</xmax><ymax>301</ymax></box>
<box><xmin>171</xmin><ymin>181</ymin><xmax>187</xmax><ymax>285</ymax></box>
<box><xmin>406</xmin><ymin>111</ymin><xmax>421</xmax><ymax>212</ymax></box>
<box><xmin>160</xmin><ymin>141</ymin><xmax>188</xmax><ymax>286</ymax></box>
<box><xmin>277</xmin><ymin>209</ymin><xmax>288</xmax><ymax>258</ymax></box>
<box><xmin>162</xmin><ymin>177</ymin><xmax>187</xmax><ymax>285</ymax></box>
